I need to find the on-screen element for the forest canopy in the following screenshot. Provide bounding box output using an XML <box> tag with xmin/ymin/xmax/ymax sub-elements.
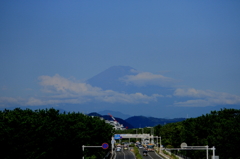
<box><xmin>117</xmin><ymin>108</ymin><xmax>240</xmax><ymax>159</ymax></box>
<box><xmin>0</xmin><ymin>108</ymin><xmax>114</xmax><ymax>159</ymax></box>
<box><xmin>155</xmin><ymin>108</ymin><xmax>240</xmax><ymax>159</ymax></box>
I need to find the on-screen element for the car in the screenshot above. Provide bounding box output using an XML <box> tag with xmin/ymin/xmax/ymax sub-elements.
<box><xmin>116</xmin><ymin>147</ymin><xmax>121</xmax><ymax>152</ymax></box>
<box><xmin>143</xmin><ymin>150</ymin><xmax>148</xmax><ymax>156</ymax></box>
<box><xmin>138</xmin><ymin>145</ymin><xmax>143</xmax><ymax>148</ymax></box>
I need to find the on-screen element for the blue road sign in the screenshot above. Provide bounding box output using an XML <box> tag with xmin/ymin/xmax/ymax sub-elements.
<box><xmin>114</xmin><ymin>134</ymin><xmax>121</xmax><ymax>139</ymax></box>
<box><xmin>102</xmin><ymin>143</ymin><xmax>109</xmax><ymax>149</ymax></box>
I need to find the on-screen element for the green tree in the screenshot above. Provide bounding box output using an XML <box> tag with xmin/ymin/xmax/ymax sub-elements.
<box><xmin>0</xmin><ymin>108</ymin><xmax>114</xmax><ymax>159</ymax></box>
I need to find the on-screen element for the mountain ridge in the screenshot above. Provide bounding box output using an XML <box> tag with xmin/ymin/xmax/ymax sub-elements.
<box><xmin>88</xmin><ymin>112</ymin><xmax>186</xmax><ymax>128</ymax></box>
<box><xmin>86</xmin><ymin>65</ymin><xmax>137</xmax><ymax>92</ymax></box>
<box><xmin>97</xmin><ymin>110</ymin><xmax>131</xmax><ymax>120</ymax></box>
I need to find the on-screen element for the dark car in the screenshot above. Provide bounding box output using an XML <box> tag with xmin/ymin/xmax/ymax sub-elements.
<box><xmin>143</xmin><ymin>150</ymin><xmax>148</xmax><ymax>156</ymax></box>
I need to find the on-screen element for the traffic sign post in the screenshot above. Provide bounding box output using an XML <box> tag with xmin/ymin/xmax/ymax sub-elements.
<box><xmin>180</xmin><ymin>142</ymin><xmax>187</xmax><ymax>148</ymax></box>
<box><xmin>82</xmin><ymin>143</ymin><xmax>109</xmax><ymax>159</ymax></box>
<box><xmin>111</xmin><ymin>137</ymin><xmax>115</xmax><ymax>155</ymax></box>
<box><xmin>166</xmin><ymin>143</ymin><xmax>216</xmax><ymax>159</ymax></box>
<box><xmin>102</xmin><ymin>143</ymin><xmax>109</xmax><ymax>149</ymax></box>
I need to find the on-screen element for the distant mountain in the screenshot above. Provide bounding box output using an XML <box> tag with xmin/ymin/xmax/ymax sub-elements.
<box><xmin>125</xmin><ymin>116</ymin><xmax>186</xmax><ymax>128</ymax></box>
<box><xmin>88</xmin><ymin>112</ymin><xmax>185</xmax><ymax>128</ymax></box>
<box><xmin>88</xmin><ymin>112</ymin><xmax>103</xmax><ymax>117</ymax></box>
<box><xmin>98</xmin><ymin>110</ymin><xmax>131</xmax><ymax>120</ymax></box>
<box><xmin>86</xmin><ymin>65</ymin><xmax>137</xmax><ymax>92</ymax></box>
<box><xmin>88</xmin><ymin>112</ymin><xmax>134</xmax><ymax>129</ymax></box>
<box><xmin>86</xmin><ymin>65</ymin><xmax>174</xmax><ymax>95</ymax></box>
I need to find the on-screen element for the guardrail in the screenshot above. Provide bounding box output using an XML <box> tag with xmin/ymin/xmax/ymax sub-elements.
<box><xmin>154</xmin><ymin>147</ymin><xmax>170</xmax><ymax>159</ymax></box>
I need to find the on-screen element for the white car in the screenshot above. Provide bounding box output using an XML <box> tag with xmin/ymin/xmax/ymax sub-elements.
<box><xmin>116</xmin><ymin>147</ymin><xmax>121</xmax><ymax>152</ymax></box>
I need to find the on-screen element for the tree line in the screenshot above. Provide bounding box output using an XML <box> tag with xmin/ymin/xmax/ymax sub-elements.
<box><xmin>117</xmin><ymin>108</ymin><xmax>240</xmax><ymax>159</ymax></box>
<box><xmin>157</xmin><ymin>108</ymin><xmax>240</xmax><ymax>159</ymax></box>
<box><xmin>0</xmin><ymin>108</ymin><xmax>114</xmax><ymax>159</ymax></box>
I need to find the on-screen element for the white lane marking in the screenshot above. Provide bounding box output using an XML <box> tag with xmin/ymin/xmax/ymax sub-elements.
<box><xmin>122</xmin><ymin>149</ymin><xmax>126</xmax><ymax>159</ymax></box>
<box><xmin>127</xmin><ymin>150</ymin><xmax>136</xmax><ymax>159</ymax></box>
<box><xmin>148</xmin><ymin>153</ymin><xmax>154</xmax><ymax>159</ymax></box>
<box><xmin>154</xmin><ymin>151</ymin><xmax>165</xmax><ymax>159</ymax></box>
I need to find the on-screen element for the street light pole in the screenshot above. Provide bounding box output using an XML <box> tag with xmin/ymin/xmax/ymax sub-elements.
<box><xmin>139</xmin><ymin>128</ymin><xmax>143</xmax><ymax>144</ymax></box>
<box><xmin>213</xmin><ymin>146</ymin><xmax>215</xmax><ymax>158</ymax></box>
<box><xmin>206</xmin><ymin>145</ymin><xmax>209</xmax><ymax>159</ymax></box>
<box><xmin>82</xmin><ymin>145</ymin><xmax>84</xmax><ymax>159</ymax></box>
<box><xmin>146</xmin><ymin>127</ymin><xmax>154</xmax><ymax>143</ymax></box>
<box><xmin>111</xmin><ymin>137</ymin><xmax>114</xmax><ymax>157</ymax></box>
<box><xmin>160</xmin><ymin>136</ymin><xmax>161</xmax><ymax>153</ymax></box>
<box><xmin>134</xmin><ymin>129</ymin><xmax>138</xmax><ymax>142</ymax></box>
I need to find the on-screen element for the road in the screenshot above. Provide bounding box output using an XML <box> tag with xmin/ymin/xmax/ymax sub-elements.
<box><xmin>114</xmin><ymin>148</ymin><xmax>165</xmax><ymax>159</ymax></box>
<box><xmin>138</xmin><ymin>148</ymin><xmax>165</xmax><ymax>159</ymax></box>
<box><xmin>115</xmin><ymin>149</ymin><xmax>135</xmax><ymax>159</ymax></box>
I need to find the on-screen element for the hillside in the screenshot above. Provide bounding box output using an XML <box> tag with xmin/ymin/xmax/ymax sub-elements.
<box><xmin>88</xmin><ymin>112</ymin><xmax>185</xmax><ymax>128</ymax></box>
<box><xmin>125</xmin><ymin>116</ymin><xmax>186</xmax><ymax>128</ymax></box>
<box><xmin>88</xmin><ymin>112</ymin><xmax>134</xmax><ymax>129</ymax></box>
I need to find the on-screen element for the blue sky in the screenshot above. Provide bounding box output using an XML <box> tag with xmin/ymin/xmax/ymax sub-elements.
<box><xmin>1</xmin><ymin>1</ymin><xmax>240</xmax><ymax>117</ymax></box>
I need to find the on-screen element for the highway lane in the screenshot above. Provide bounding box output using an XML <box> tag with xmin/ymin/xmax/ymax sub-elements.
<box><xmin>115</xmin><ymin>151</ymin><xmax>124</xmax><ymax>159</ymax></box>
<box><xmin>138</xmin><ymin>148</ymin><xmax>164</xmax><ymax>159</ymax></box>
<box><xmin>115</xmin><ymin>147</ymin><xmax>164</xmax><ymax>159</ymax></box>
<box><xmin>138</xmin><ymin>148</ymin><xmax>151</xmax><ymax>159</ymax></box>
<box><xmin>148</xmin><ymin>151</ymin><xmax>164</xmax><ymax>159</ymax></box>
<box><xmin>115</xmin><ymin>149</ymin><xmax>135</xmax><ymax>159</ymax></box>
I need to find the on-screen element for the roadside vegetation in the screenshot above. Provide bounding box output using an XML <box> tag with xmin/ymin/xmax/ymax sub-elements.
<box><xmin>117</xmin><ymin>108</ymin><xmax>240</xmax><ymax>159</ymax></box>
<box><xmin>133</xmin><ymin>145</ymin><xmax>143</xmax><ymax>159</ymax></box>
<box><xmin>0</xmin><ymin>108</ymin><xmax>114</xmax><ymax>159</ymax></box>
<box><xmin>156</xmin><ymin>108</ymin><xmax>240</xmax><ymax>159</ymax></box>
<box><xmin>162</xmin><ymin>150</ymin><xmax>178</xmax><ymax>159</ymax></box>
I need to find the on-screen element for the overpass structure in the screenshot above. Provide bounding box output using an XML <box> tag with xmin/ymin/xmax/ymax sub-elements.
<box><xmin>117</xmin><ymin>134</ymin><xmax>152</xmax><ymax>139</ymax></box>
<box><xmin>114</xmin><ymin>134</ymin><xmax>159</xmax><ymax>145</ymax></box>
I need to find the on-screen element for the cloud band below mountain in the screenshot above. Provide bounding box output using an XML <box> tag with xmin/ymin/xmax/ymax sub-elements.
<box><xmin>120</xmin><ymin>72</ymin><xmax>176</xmax><ymax>87</ymax></box>
<box><xmin>1</xmin><ymin>74</ymin><xmax>240</xmax><ymax>108</ymax></box>
<box><xmin>174</xmin><ymin>88</ymin><xmax>240</xmax><ymax>107</ymax></box>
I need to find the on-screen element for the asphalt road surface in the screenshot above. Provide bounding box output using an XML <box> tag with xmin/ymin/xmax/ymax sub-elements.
<box><xmin>115</xmin><ymin>149</ymin><xmax>135</xmax><ymax>159</ymax></box>
<box><xmin>138</xmin><ymin>148</ymin><xmax>165</xmax><ymax>159</ymax></box>
<box><xmin>114</xmin><ymin>147</ymin><xmax>164</xmax><ymax>159</ymax></box>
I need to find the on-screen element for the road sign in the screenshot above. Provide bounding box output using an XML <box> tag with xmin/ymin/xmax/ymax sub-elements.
<box><xmin>114</xmin><ymin>134</ymin><xmax>122</xmax><ymax>139</ymax></box>
<box><xmin>111</xmin><ymin>139</ymin><xmax>115</xmax><ymax>145</ymax></box>
<box><xmin>102</xmin><ymin>143</ymin><xmax>109</xmax><ymax>149</ymax></box>
<box><xmin>181</xmin><ymin>142</ymin><xmax>187</xmax><ymax>148</ymax></box>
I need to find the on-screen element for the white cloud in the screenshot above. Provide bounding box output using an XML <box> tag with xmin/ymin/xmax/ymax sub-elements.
<box><xmin>174</xmin><ymin>88</ymin><xmax>240</xmax><ymax>107</ymax></box>
<box><xmin>21</xmin><ymin>74</ymin><xmax>163</xmax><ymax>106</ymax></box>
<box><xmin>2</xmin><ymin>74</ymin><xmax>239</xmax><ymax>108</ymax></box>
<box><xmin>96</xmin><ymin>91</ymin><xmax>163</xmax><ymax>104</ymax></box>
<box><xmin>0</xmin><ymin>74</ymin><xmax>165</xmax><ymax>107</ymax></box>
<box><xmin>39</xmin><ymin>74</ymin><xmax>102</xmax><ymax>95</ymax></box>
<box><xmin>0</xmin><ymin>97</ymin><xmax>27</xmax><ymax>107</ymax></box>
<box><xmin>120</xmin><ymin>72</ymin><xmax>176</xmax><ymax>87</ymax></box>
